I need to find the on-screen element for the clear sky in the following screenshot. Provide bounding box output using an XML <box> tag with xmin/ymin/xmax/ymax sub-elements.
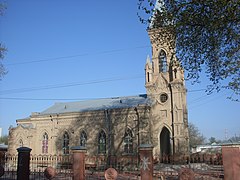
<box><xmin>0</xmin><ymin>0</ymin><xmax>239</xmax><ymax>141</ymax></box>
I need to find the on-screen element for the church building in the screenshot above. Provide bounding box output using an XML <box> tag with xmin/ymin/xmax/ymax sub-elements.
<box><xmin>8</xmin><ymin>3</ymin><xmax>189</xmax><ymax>159</ymax></box>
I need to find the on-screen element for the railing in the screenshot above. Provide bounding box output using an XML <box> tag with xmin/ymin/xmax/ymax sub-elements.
<box><xmin>85</xmin><ymin>155</ymin><xmax>139</xmax><ymax>179</ymax></box>
<box><xmin>0</xmin><ymin>153</ymin><xmax>224</xmax><ymax>179</ymax></box>
<box><xmin>190</xmin><ymin>153</ymin><xmax>223</xmax><ymax>165</ymax></box>
<box><xmin>1</xmin><ymin>154</ymin><xmax>73</xmax><ymax>180</ymax></box>
<box><xmin>153</xmin><ymin>154</ymin><xmax>224</xmax><ymax>179</ymax></box>
<box><xmin>152</xmin><ymin>153</ymin><xmax>223</xmax><ymax>165</ymax></box>
<box><xmin>0</xmin><ymin>154</ymin><xmax>140</xmax><ymax>179</ymax></box>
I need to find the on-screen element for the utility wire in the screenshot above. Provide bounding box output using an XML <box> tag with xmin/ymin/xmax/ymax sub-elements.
<box><xmin>188</xmin><ymin>93</ymin><xmax>210</xmax><ymax>104</ymax></box>
<box><xmin>5</xmin><ymin>45</ymin><xmax>150</xmax><ymax>66</ymax></box>
<box><xmin>187</xmin><ymin>89</ymin><xmax>206</xmax><ymax>93</ymax></box>
<box><xmin>0</xmin><ymin>73</ymin><xmax>206</xmax><ymax>95</ymax></box>
<box><xmin>0</xmin><ymin>89</ymin><xmax>208</xmax><ymax>101</ymax></box>
<box><xmin>0</xmin><ymin>75</ymin><xmax>144</xmax><ymax>95</ymax></box>
<box><xmin>188</xmin><ymin>91</ymin><xmax>228</xmax><ymax>110</ymax></box>
<box><xmin>0</xmin><ymin>97</ymin><xmax>98</xmax><ymax>101</ymax></box>
<box><xmin>0</xmin><ymin>70</ymin><xmax>209</xmax><ymax>103</ymax></box>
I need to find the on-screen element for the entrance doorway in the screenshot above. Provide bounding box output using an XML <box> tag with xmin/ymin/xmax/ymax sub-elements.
<box><xmin>160</xmin><ymin>127</ymin><xmax>171</xmax><ymax>156</ymax></box>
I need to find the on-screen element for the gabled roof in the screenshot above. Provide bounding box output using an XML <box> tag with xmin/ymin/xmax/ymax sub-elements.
<box><xmin>40</xmin><ymin>94</ymin><xmax>151</xmax><ymax>115</ymax></box>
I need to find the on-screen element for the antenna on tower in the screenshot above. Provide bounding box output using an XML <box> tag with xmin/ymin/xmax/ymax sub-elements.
<box><xmin>224</xmin><ymin>129</ymin><xmax>228</xmax><ymax>141</ymax></box>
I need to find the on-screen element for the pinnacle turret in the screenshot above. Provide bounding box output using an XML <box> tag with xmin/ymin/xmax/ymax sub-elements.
<box><xmin>146</xmin><ymin>55</ymin><xmax>151</xmax><ymax>66</ymax></box>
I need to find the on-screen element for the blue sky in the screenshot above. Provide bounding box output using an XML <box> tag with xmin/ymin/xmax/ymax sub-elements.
<box><xmin>0</xmin><ymin>0</ymin><xmax>239</xmax><ymax>140</ymax></box>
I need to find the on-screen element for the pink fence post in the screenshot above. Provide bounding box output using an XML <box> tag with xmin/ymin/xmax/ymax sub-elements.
<box><xmin>71</xmin><ymin>146</ymin><xmax>87</xmax><ymax>180</ymax></box>
<box><xmin>17</xmin><ymin>147</ymin><xmax>32</xmax><ymax>180</ymax></box>
<box><xmin>222</xmin><ymin>146</ymin><xmax>240</xmax><ymax>180</ymax></box>
<box><xmin>139</xmin><ymin>144</ymin><xmax>153</xmax><ymax>180</ymax></box>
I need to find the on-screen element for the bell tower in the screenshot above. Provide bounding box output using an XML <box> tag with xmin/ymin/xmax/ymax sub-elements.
<box><xmin>145</xmin><ymin>27</ymin><xmax>179</xmax><ymax>96</ymax></box>
<box><xmin>145</xmin><ymin>3</ymin><xmax>189</xmax><ymax>157</ymax></box>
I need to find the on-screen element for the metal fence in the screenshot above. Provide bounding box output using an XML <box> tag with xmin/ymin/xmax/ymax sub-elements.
<box><xmin>152</xmin><ymin>153</ymin><xmax>223</xmax><ymax>165</ymax></box>
<box><xmin>1</xmin><ymin>154</ymin><xmax>72</xmax><ymax>180</ymax></box>
<box><xmin>85</xmin><ymin>155</ymin><xmax>139</xmax><ymax>179</ymax></box>
<box><xmin>0</xmin><ymin>154</ymin><xmax>140</xmax><ymax>180</ymax></box>
<box><xmin>153</xmin><ymin>154</ymin><xmax>224</xmax><ymax>179</ymax></box>
<box><xmin>0</xmin><ymin>153</ymin><xmax>224</xmax><ymax>179</ymax></box>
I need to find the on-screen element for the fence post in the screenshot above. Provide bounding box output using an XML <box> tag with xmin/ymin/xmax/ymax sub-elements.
<box><xmin>17</xmin><ymin>147</ymin><xmax>32</xmax><ymax>180</ymax></box>
<box><xmin>139</xmin><ymin>144</ymin><xmax>153</xmax><ymax>180</ymax></box>
<box><xmin>71</xmin><ymin>146</ymin><xmax>87</xmax><ymax>180</ymax></box>
<box><xmin>222</xmin><ymin>146</ymin><xmax>240</xmax><ymax>180</ymax></box>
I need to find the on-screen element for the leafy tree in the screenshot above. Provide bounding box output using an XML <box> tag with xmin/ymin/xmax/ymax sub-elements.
<box><xmin>188</xmin><ymin>122</ymin><xmax>205</xmax><ymax>148</ymax></box>
<box><xmin>208</xmin><ymin>136</ymin><xmax>221</xmax><ymax>144</ymax></box>
<box><xmin>0</xmin><ymin>135</ymin><xmax>8</xmax><ymax>145</ymax></box>
<box><xmin>138</xmin><ymin>0</ymin><xmax>240</xmax><ymax>100</ymax></box>
<box><xmin>208</xmin><ymin>137</ymin><xmax>216</xmax><ymax>144</ymax></box>
<box><xmin>0</xmin><ymin>3</ymin><xmax>7</xmax><ymax>80</ymax></box>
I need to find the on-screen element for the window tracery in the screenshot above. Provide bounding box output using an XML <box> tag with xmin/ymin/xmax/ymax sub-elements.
<box><xmin>80</xmin><ymin>130</ymin><xmax>87</xmax><ymax>147</ymax></box>
<box><xmin>63</xmin><ymin>131</ymin><xmax>69</xmax><ymax>154</ymax></box>
<box><xmin>98</xmin><ymin>130</ymin><xmax>106</xmax><ymax>154</ymax></box>
<box><xmin>124</xmin><ymin>128</ymin><xmax>133</xmax><ymax>154</ymax></box>
<box><xmin>42</xmin><ymin>132</ymin><xmax>48</xmax><ymax>154</ymax></box>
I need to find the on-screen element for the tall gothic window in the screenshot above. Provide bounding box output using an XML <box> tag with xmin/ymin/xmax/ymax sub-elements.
<box><xmin>98</xmin><ymin>130</ymin><xmax>106</xmax><ymax>154</ymax></box>
<box><xmin>63</xmin><ymin>131</ymin><xmax>70</xmax><ymax>154</ymax></box>
<box><xmin>19</xmin><ymin>139</ymin><xmax>23</xmax><ymax>147</ymax></box>
<box><xmin>80</xmin><ymin>130</ymin><xmax>87</xmax><ymax>147</ymax></box>
<box><xmin>123</xmin><ymin>128</ymin><xmax>133</xmax><ymax>154</ymax></box>
<box><xmin>159</xmin><ymin>50</ymin><xmax>167</xmax><ymax>72</ymax></box>
<box><xmin>42</xmin><ymin>132</ymin><xmax>48</xmax><ymax>154</ymax></box>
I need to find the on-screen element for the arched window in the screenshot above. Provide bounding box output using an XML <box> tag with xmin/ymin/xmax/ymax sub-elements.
<box><xmin>158</xmin><ymin>50</ymin><xmax>167</xmax><ymax>72</ymax></box>
<box><xmin>98</xmin><ymin>130</ymin><xmax>106</xmax><ymax>154</ymax></box>
<box><xmin>80</xmin><ymin>130</ymin><xmax>87</xmax><ymax>147</ymax></box>
<box><xmin>19</xmin><ymin>139</ymin><xmax>23</xmax><ymax>147</ymax></box>
<box><xmin>123</xmin><ymin>128</ymin><xmax>133</xmax><ymax>154</ymax></box>
<box><xmin>42</xmin><ymin>132</ymin><xmax>48</xmax><ymax>154</ymax></box>
<box><xmin>63</xmin><ymin>131</ymin><xmax>70</xmax><ymax>154</ymax></box>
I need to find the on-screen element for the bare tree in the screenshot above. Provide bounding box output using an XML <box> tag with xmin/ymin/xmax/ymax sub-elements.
<box><xmin>188</xmin><ymin>122</ymin><xmax>205</xmax><ymax>148</ymax></box>
<box><xmin>0</xmin><ymin>135</ymin><xmax>8</xmax><ymax>145</ymax></box>
<box><xmin>0</xmin><ymin>3</ymin><xmax>7</xmax><ymax>80</ymax></box>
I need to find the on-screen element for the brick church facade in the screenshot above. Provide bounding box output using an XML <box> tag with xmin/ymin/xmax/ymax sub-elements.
<box><xmin>8</xmin><ymin>19</ymin><xmax>189</xmax><ymax>158</ymax></box>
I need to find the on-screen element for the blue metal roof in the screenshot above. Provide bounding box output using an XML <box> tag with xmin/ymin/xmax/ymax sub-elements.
<box><xmin>40</xmin><ymin>94</ymin><xmax>150</xmax><ymax>115</ymax></box>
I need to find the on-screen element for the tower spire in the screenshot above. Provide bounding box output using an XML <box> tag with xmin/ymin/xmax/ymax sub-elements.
<box><xmin>149</xmin><ymin>0</ymin><xmax>166</xmax><ymax>29</ymax></box>
<box><xmin>146</xmin><ymin>55</ymin><xmax>151</xmax><ymax>65</ymax></box>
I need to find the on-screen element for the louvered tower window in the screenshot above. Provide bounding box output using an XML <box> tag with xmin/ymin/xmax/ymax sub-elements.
<box><xmin>159</xmin><ymin>50</ymin><xmax>167</xmax><ymax>72</ymax></box>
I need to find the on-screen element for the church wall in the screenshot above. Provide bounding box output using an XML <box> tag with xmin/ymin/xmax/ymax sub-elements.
<box><xmin>8</xmin><ymin>106</ymin><xmax>152</xmax><ymax>157</ymax></box>
<box><xmin>8</xmin><ymin>125</ymin><xmax>36</xmax><ymax>154</ymax></box>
